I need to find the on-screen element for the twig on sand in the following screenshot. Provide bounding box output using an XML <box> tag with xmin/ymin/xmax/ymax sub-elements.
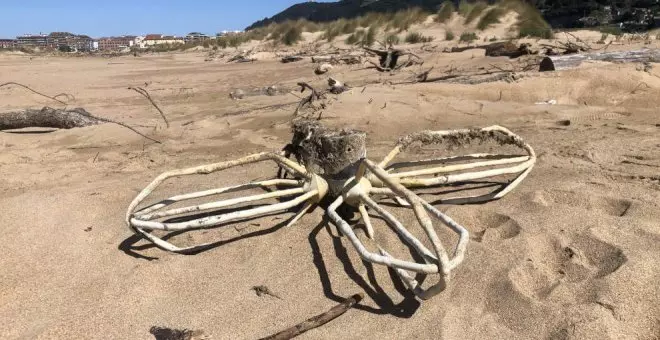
<box><xmin>259</xmin><ymin>293</ymin><xmax>364</xmax><ymax>340</ymax></box>
<box><xmin>223</xmin><ymin>101</ymin><xmax>299</xmax><ymax>117</ymax></box>
<box><xmin>252</xmin><ymin>285</ymin><xmax>282</xmax><ymax>300</ymax></box>
<box><xmin>149</xmin><ymin>326</ymin><xmax>209</xmax><ymax>340</ymax></box>
<box><xmin>0</xmin><ymin>82</ymin><xmax>74</xmax><ymax>105</ymax></box>
<box><xmin>128</xmin><ymin>86</ymin><xmax>169</xmax><ymax>128</ymax></box>
<box><xmin>294</xmin><ymin>82</ymin><xmax>325</xmax><ymax>116</ymax></box>
<box><xmin>631</xmin><ymin>81</ymin><xmax>651</xmax><ymax>94</ymax></box>
<box><xmin>89</xmin><ymin>110</ymin><xmax>162</xmax><ymax>144</ymax></box>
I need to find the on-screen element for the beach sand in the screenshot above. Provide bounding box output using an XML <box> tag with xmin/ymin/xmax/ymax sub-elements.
<box><xmin>1</xmin><ymin>36</ymin><xmax>659</xmax><ymax>340</ymax></box>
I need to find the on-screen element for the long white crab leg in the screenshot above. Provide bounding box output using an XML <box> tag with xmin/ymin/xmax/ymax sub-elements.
<box><xmin>136</xmin><ymin>187</ymin><xmax>306</xmax><ymax>221</ymax></box>
<box><xmin>126</xmin><ymin>152</ymin><xmax>326</xmax><ymax>253</ymax></box>
<box><xmin>135</xmin><ymin>179</ymin><xmax>301</xmax><ymax>216</ymax></box>
<box><xmin>389</xmin><ymin>156</ymin><xmax>530</xmax><ymax>179</ymax></box>
<box><xmin>327</xmin><ymin>195</ymin><xmax>440</xmax><ymax>275</ymax></box>
<box><xmin>374</xmin><ymin>125</ymin><xmax>536</xmax><ymax>204</ymax></box>
<box><xmin>327</xmin><ymin>159</ymin><xmax>469</xmax><ymax>300</ymax></box>
<box><xmin>126</xmin><ymin>152</ymin><xmax>309</xmax><ymax>226</ymax></box>
<box><xmin>131</xmin><ymin>190</ymin><xmax>318</xmax><ymax>231</ymax></box>
<box><xmin>357</xmin><ymin>203</ymin><xmax>375</xmax><ymax>239</ymax></box>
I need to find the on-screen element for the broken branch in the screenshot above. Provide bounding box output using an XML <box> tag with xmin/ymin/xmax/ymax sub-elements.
<box><xmin>0</xmin><ymin>82</ymin><xmax>73</xmax><ymax>105</ymax></box>
<box><xmin>128</xmin><ymin>86</ymin><xmax>169</xmax><ymax>128</ymax></box>
<box><xmin>259</xmin><ymin>293</ymin><xmax>364</xmax><ymax>340</ymax></box>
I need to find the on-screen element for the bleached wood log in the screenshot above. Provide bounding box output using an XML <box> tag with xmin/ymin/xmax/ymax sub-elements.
<box><xmin>540</xmin><ymin>48</ymin><xmax>660</xmax><ymax>71</ymax></box>
<box><xmin>0</xmin><ymin>107</ymin><xmax>102</xmax><ymax>130</ymax></box>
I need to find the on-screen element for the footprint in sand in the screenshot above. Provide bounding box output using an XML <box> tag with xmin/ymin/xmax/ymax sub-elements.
<box><xmin>466</xmin><ymin>211</ymin><xmax>521</xmax><ymax>243</ymax></box>
<box><xmin>527</xmin><ymin>190</ymin><xmax>633</xmax><ymax>217</ymax></box>
<box><xmin>508</xmin><ymin>234</ymin><xmax>627</xmax><ymax>301</ymax></box>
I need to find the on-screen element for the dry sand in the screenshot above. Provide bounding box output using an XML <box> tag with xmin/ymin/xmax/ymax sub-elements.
<box><xmin>1</xmin><ymin>35</ymin><xmax>659</xmax><ymax>340</ymax></box>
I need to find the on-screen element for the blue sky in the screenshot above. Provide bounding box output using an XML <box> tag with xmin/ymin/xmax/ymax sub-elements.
<box><xmin>0</xmin><ymin>0</ymin><xmax>335</xmax><ymax>39</ymax></box>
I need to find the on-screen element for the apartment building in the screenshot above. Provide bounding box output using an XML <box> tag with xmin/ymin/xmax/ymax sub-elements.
<box><xmin>184</xmin><ymin>32</ymin><xmax>210</xmax><ymax>43</ymax></box>
<box><xmin>140</xmin><ymin>34</ymin><xmax>184</xmax><ymax>48</ymax></box>
<box><xmin>0</xmin><ymin>39</ymin><xmax>16</xmax><ymax>49</ymax></box>
<box><xmin>98</xmin><ymin>36</ymin><xmax>136</xmax><ymax>51</ymax></box>
<box><xmin>16</xmin><ymin>32</ymin><xmax>93</xmax><ymax>51</ymax></box>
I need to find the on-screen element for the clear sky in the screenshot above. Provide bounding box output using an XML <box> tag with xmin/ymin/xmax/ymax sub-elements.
<box><xmin>0</xmin><ymin>0</ymin><xmax>335</xmax><ymax>39</ymax></box>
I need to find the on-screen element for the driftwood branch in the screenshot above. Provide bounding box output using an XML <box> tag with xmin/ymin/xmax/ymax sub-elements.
<box><xmin>149</xmin><ymin>326</ymin><xmax>208</xmax><ymax>340</ymax></box>
<box><xmin>445</xmin><ymin>42</ymin><xmax>535</xmax><ymax>58</ymax></box>
<box><xmin>259</xmin><ymin>293</ymin><xmax>364</xmax><ymax>340</ymax></box>
<box><xmin>363</xmin><ymin>46</ymin><xmax>420</xmax><ymax>72</ymax></box>
<box><xmin>294</xmin><ymin>82</ymin><xmax>326</xmax><ymax>116</ymax></box>
<box><xmin>0</xmin><ymin>107</ymin><xmax>101</xmax><ymax>130</ymax></box>
<box><xmin>281</xmin><ymin>55</ymin><xmax>304</xmax><ymax>63</ymax></box>
<box><xmin>128</xmin><ymin>86</ymin><xmax>169</xmax><ymax>128</ymax></box>
<box><xmin>0</xmin><ymin>107</ymin><xmax>161</xmax><ymax>143</ymax></box>
<box><xmin>539</xmin><ymin>48</ymin><xmax>660</xmax><ymax>71</ymax></box>
<box><xmin>0</xmin><ymin>82</ymin><xmax>74</xmax><ymax>105</ymax></box>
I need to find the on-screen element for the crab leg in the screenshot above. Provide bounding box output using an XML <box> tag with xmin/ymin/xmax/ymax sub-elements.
<box><xmin>135</xmin><ymin>179</ymin><xmax>300</xmax><ymax>216</ymax></box>
<box><xmin>132</xmin><ymin>190</ymin><xmax>318</xmax><ymax>231</ymax></box>
<box><xmin>357</xmin><ymin>203</ymin><xmax>375</xmax><ymax>239</ymax></box>
<box><xmin>137</xmin><ymin>187</ymin><xmax>305</xmax><ymax>221</ymax></box>
<box><xmin>327</xmin><ymin>195</ymin><xmax>440</xmax><ymax>274</ymax></box>
<box><xmin>373</xmin><ymin>125</ymin><xmax>536</xmax><ymax>204</ymax></box>
<box><xmin>126</xmin><ymin>152</ymin><xmax>309</xmax><ymax>227</ymax></box>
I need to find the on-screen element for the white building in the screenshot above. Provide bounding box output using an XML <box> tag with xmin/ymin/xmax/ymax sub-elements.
<box><xmin>139</xmin><ymin>34</ymin><xmax>185</xmax><ymax>48</ymax></box>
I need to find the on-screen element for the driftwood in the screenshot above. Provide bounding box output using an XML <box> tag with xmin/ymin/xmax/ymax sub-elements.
<box><xmin>363</xmin><ymin>47</ymin><xmax>421</xmax><ymax>72</ymax></box>
<box><xmin>0</xmin><ymin>107</ymin><xmax>101</xmax><ymax>130</ymax></box>
<box><xmin>127</xmin><ymin>86</ymin><xmax>169</xmax><ymax>128</ymax></box>
<box><xmin>294</xmin><ymin>82</ymin><xmax>325</xmax><ymax>116</ymax></box>
<box><xmin>539</xmin><ymin>48</ymin><xmax>660</xmax><ymax>71</ymax></box>
<box><xmin>540</xmin><ymin>33</ymin><xmax>594</xmax><ymax>56</ymax></box>
<box><xmin>281</xmin><ymin>55</ymin><xmax>304</xmax><ymax>63</ymax></box>
<box><xmin>446</xmin><ymin>42</ymin><xmax>535</xmax><ymax>58</ymax></box>
<box><xmin>227</xmin><ymin>55</ymin><xmax>255</xmax><ymax>63</ymax></box>
<box><xmin>413</xmin><ymin>72</ymin><xmax>523</xmax><ymax>85</ymax></box>
<box><xmin>293</xmin><ymin>78</ymin><xmax>348</xmax><ymax>117</ymax></box>
<box><xmin>364</xmin><ymin>47</ymin><xmax>401</xmax><ymax>69</ymax></box>
<box><xmin>485</xmin><ymin>42</ymin><xmax>535</xmax><ymax>58</ymax></box>
<box><xmin>259</xmin><ymin>293</ymin><xmax>363</xmax><ymax>340</ymax></box>
<box><xmin>394</xmin><ymin>63</ymin><xmax>525</xmax><ymax>85</ymax></box>
<box><xmin>149</xmin><ymin>327</ymin><xmax>209</xmax><ymax>340</ymax></box>
<box><xmin>311</xmin><ymin>55</ymin><xmax>362</xmax><ymax>65</ymax></box>
<box><xmin>0</xmin><ymin>107</ymin><xmax>161</xmax><ymax>143</ymax></box>
<box><xmin>311</xmin><ymin>55</ymin><xmax>334</xmax><ymax>63</ymax></box>
<box><xmin>0</xmin><ymin>82</ymin><xmax>74</xmax><ymax>105</ymax></box>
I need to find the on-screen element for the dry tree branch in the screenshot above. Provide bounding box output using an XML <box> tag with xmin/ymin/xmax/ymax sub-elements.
<box><xmin>128</xmin><ymin>86</ymin><xmax>169</xmax><ymax>128</ymax></box>
<box><xmin>223</xmin><ymin>101</ymin><xmax>299</xmax><ymax>117</ymax></box>
<box><xmin>415</xmin><ymin>66</ymin><xmax>434</xmax><ymax>82</ymax></box>
<box><xmin>367</xmin><ymin>60</ymin><xmax>390</xmax><ymax>72</ymax></box>
<box><xmin>294</xmin><ymin>82</ymin><xmax>326</xmax><ymax>116</ymax></box>
<box><xmin>88</xmin><ymin>111</ymin><xmax>162</xmax><ymax>144</ymax></box>
<box><xmin>488</xmin><ymin>63</ymin><xmax>514</xmax><ymax>73</ymax></box>
<box><xmin>0</xmin><ymin>82</ymin><xmax>73</xmax><ymax>105</ymax></box>
<box><xmin>0</xmin><ymin>107</ymin><xmax>162</xmax><ymax>144</ymax></box>
<box><xmin>564</xmin><ymin>31</ymin><xmax>592</xmax><ymax>51</ymax></box>
<box><xmin>631</xmin><ymin>81</ymin><xmax>651</xmax><ymax>94</ymax></box>
<box><xmin>259</xmin><ymin>293</ymin><xmax>364</xmax><ymax>340</ymax></box>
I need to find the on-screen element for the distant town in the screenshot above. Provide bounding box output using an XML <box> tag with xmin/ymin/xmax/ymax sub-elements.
<box><xmin>0</xmin><ymin>31</ymin><xmax>243</xmax><ymax>52</ymax></box>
